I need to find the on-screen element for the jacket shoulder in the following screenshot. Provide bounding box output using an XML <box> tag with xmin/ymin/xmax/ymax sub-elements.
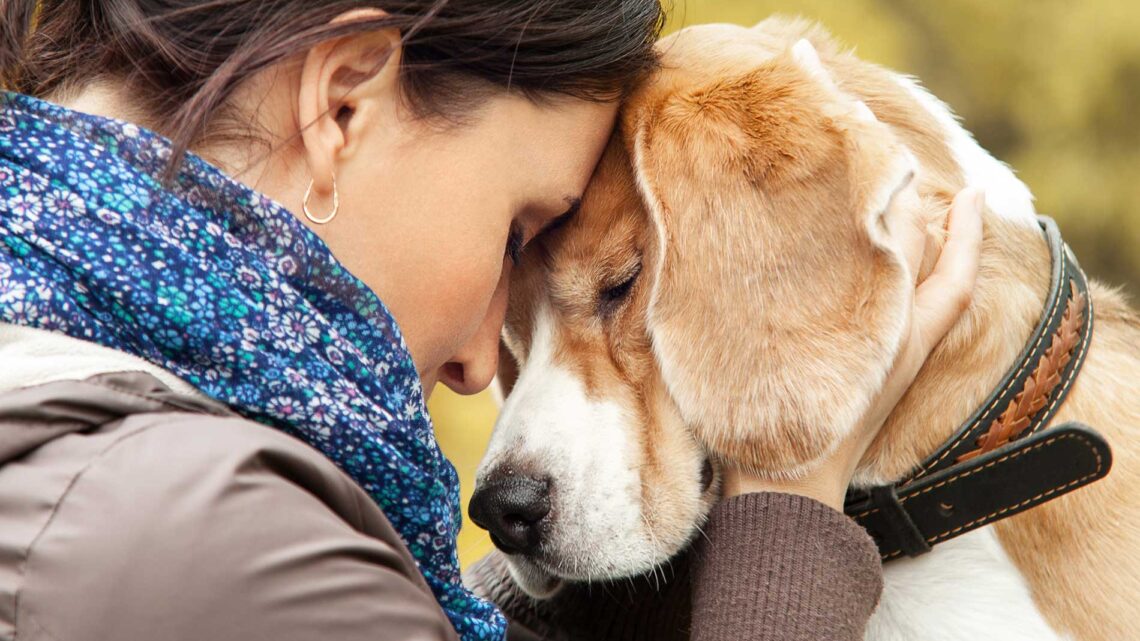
<box><xmin>10</xmin><ymin>411</ymin><xmax>458</xmax><ymax>641</ymax></box>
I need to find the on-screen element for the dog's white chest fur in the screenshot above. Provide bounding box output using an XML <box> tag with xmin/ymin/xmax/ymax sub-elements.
<box><xmin>867</xmin><ymin>527</ymin><xmax>1068</xmax><ymax>641</ymax></box>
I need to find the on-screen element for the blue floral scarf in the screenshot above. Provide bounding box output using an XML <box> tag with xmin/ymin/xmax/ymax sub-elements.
<box><xmin>0</xmin><ymin>92</ymin><xmax>506</xmax><ymax>640</ymax></box>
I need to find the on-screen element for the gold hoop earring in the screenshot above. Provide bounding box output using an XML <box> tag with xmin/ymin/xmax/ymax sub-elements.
<box><xmin>303</xmin><ymin>175</ymin><xmax>339</xmax><ymax>225</ymax></box>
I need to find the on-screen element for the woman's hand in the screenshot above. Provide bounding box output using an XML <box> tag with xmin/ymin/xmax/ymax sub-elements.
<box><xmin>722</xmin><ymin>187</ymin><xmax>986</xmax><ymax>510</ymax></box>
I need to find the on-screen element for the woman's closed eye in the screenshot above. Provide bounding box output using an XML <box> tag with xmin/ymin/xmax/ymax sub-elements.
<box><xmin>506</xmin><ymin>222</ymin><xmax>526</xmax><ymax>265</ymax></box>
<box><xmin>505</xmin><ymin>197</ymin><xmax>582</xmax><ymax>266</ymax></box>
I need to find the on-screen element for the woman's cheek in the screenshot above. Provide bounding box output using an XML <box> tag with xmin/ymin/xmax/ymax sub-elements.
<box><xmin>430</xmin><ymin>253</ymin><xmax>505</xmax><ymax>362</ymax></box>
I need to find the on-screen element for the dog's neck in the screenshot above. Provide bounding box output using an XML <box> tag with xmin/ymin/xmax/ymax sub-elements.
<box><xmin>851</xmin><ymin>71</ymin><xmax>1073</xmax><ymax>485</ymax></box>
<box><xmin>857</xmin><ymin>208</ymin><xmax>1056</xmax><ymax>485</ymax></box>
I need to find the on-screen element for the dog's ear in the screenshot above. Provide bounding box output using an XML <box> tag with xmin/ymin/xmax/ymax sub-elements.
<box><xmin>624</xmin><ymin>40</ymin><xmax>917</xmax><ymax>476</ymax></box>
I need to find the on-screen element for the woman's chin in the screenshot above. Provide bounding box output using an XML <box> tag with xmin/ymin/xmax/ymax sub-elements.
<box><xmin>506</xmin><ymin>557</ymin><xmax>565</xmax><ymax>600</ymax></box>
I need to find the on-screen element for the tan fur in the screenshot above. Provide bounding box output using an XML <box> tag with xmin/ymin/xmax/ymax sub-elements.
<box><xmin>627</xmin><ymin>35</ymin><xmax>927</xmax><ymax>477</ymax></box>
<box><xmin>499</xmin><ymin>16</ymin><xmax>1139</xmax><ymax>639</ymax></box>
<box><xmin>992</xmin><ymin>289</ymin><xmax>1140</xmax><ymax>640</ymax></box>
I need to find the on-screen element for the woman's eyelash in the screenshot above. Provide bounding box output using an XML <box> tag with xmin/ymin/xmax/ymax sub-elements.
<box><xmin>506</xmin><ymin>224</ymin><xmax>525</xmax><ymax>265</ymax></box>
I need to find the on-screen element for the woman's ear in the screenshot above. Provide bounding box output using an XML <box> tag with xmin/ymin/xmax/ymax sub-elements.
<box><xmin>623</xmin><ymin>42</ymin><xmax>914</xmax><ymax>478</ymax></box>
<box><xmin>297</xmin><ymin>9</ymin><xmax>402</xmax><ymax>199</ymax></box>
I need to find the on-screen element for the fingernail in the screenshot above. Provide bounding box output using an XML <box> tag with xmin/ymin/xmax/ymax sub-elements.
<box><xmin>972</xmin><ymin>188</ymin><xmax>986</xmax><ymax>213</ymax></box>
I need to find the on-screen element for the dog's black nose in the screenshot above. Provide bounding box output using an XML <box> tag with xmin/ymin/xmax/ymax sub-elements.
<box><xmin>468</xmin><ymin>474</ymin><xmax>551</xmax><ymax>555</ymax></box>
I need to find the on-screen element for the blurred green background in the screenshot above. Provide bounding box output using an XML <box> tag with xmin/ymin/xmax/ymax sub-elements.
<box><xmin>435</xmin><ymin>0</ymin><xmax>1140</xmax><ymax>567</ymax></box>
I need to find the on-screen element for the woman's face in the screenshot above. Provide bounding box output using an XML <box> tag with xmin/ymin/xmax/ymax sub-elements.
<box><xmin>218</xmin><ymin>29</ymin><xmax>618</xmax><ymax>399</ymax></box>
<box><xmin>324</xmin><ymin>95</ymin><xmax>618</xmax><ymax>396</ymax></box>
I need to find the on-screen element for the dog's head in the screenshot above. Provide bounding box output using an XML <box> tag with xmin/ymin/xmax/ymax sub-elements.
<box><xmin>470</xmin><ymin>19</ymin><xmax>961</xmax><ymax>596</ymax></box>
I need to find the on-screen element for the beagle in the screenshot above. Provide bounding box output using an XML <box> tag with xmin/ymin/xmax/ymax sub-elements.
<box><xmin>471</xmin><ymin>17</ymin><xmax>1139</xmax><ymax>641</ymax></box>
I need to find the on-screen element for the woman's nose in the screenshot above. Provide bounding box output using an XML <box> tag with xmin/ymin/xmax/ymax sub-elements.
<box><xmin>439</xmin><ymin>273</ymin><xmax>508</xmax><ymax>395</ymax></box>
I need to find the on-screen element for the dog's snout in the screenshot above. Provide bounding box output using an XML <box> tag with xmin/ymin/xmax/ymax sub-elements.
<box><xmin>469</xmin><ymin>474</ymin><xmax>551</xmax><ymax>555</ymax></box>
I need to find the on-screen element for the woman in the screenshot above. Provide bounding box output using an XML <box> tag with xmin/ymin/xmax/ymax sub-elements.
<box><xmin>0</xmin><ymin>1</ymin><xmax>982</xmax><ymax>640</ymax></box>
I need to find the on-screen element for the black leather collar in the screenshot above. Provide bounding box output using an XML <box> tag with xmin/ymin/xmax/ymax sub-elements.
<box><xmin>845</xmin><ymin>216</ymin><xmax>1112</xmax><ymax>560</ymax></box>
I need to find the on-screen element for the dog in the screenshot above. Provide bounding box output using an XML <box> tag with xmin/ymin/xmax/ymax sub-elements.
<box><xmin>469</xmin><ymin>17</ymin><xmax>1140</xmax><ymax>641</ymax></box>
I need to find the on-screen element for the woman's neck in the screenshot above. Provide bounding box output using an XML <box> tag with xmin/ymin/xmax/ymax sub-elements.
<box><xmin>48</xmin><ymin>77</ymin><xmax>301</xmax><ymax>211</ymax></box>
<box><xmin>51</xmin><ymin>79</ymin><xmax>156</xmax><ymax>132</ymax></box>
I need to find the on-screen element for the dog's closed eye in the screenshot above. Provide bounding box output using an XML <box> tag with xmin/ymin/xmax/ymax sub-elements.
<box><xmin>598</xmin><ymin>262</ymin><xmax>642</xmax><ymax>317</ymax></box>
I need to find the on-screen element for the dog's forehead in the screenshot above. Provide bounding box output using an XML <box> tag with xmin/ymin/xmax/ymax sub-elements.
<box><xmin>505</xmin><ymin>140</ymin><xmax>648</xmax><ymax>348</ymax></box>
<box><xmin>655</xmin><ymin>23</ymin><xmax>782</xmax><ymax>74</ymax></box>
<box><xmin>514</xmin><ymin>151</ymin><xmax>641</xmax><ymax>295</ymax></box>
<box><xmin>556</xmin><ymin>145</ymin><xmax>646</xmax><ymax>265</ymax></box>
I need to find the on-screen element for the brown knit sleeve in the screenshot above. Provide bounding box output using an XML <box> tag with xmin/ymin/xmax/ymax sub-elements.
<box><xmin>691</xmin><ymin>492</ymin><xmax>884</xmax><ymax>641</ymax></box>
<box><xmin>465</xmin><ymin>492</ymin><xmax>883</xmax><ymax>641</ymax></box>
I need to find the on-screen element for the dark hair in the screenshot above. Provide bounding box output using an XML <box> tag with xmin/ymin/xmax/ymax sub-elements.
<box><xmin>1</xmin><ymin>0</ymin><xmax>664</xmax><ymax>170</ymax></box>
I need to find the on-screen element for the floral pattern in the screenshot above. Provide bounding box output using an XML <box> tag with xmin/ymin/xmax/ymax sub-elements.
<box><xmin>0</xmin><ymin>92</ymin><xmax>506</xmax><ymax>640</ymax></box>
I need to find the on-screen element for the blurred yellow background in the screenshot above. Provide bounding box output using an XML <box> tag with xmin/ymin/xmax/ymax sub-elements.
<box><xmin>435</xmin><ymin>0</ymin><xmax>1140</xmax><ymax>568</ymax></box>
<box><xmin>430</xmin><ymin>386</ymin><xmax>502</xmax><ymax>566</ymax></box>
